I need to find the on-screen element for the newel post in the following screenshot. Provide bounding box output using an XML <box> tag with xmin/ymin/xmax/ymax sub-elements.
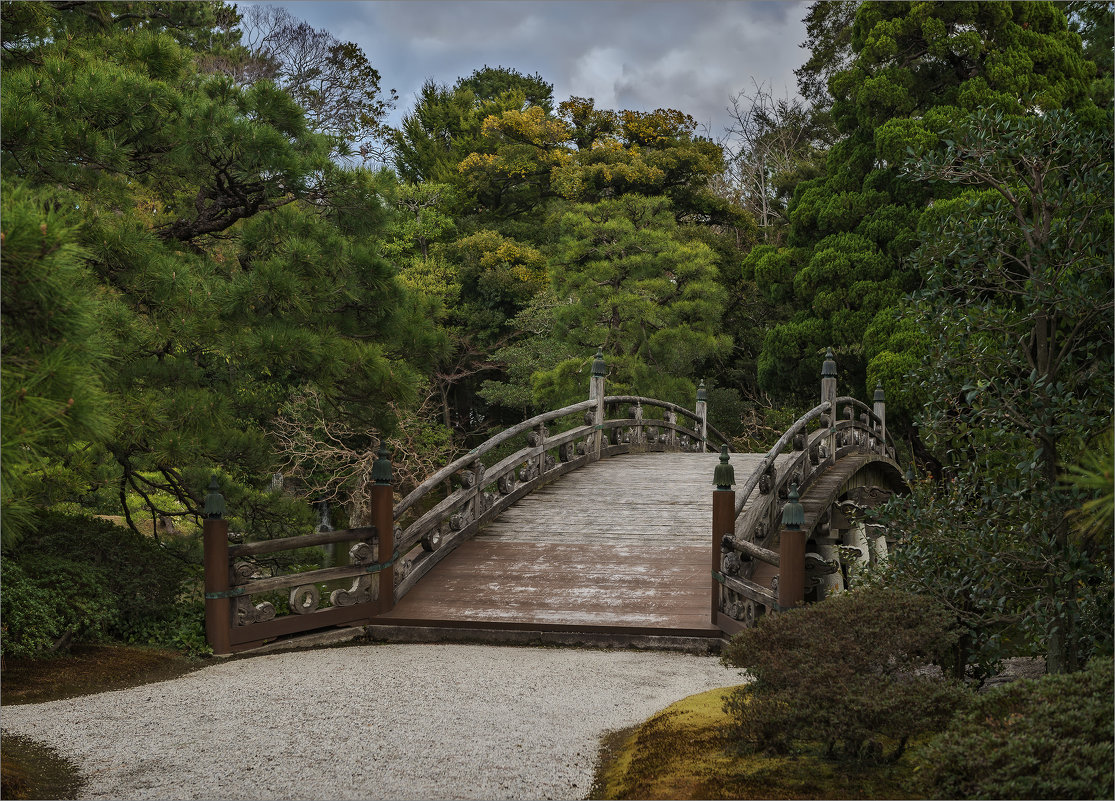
<box><xmin>590</xmin><ymin>349</ymin><xmax>606</xmax><ymax>460</ymax></box>
<box><xmin>695</xmin><ymin>380</ymin><xmax>708</xmax><ymax>452</ymax></box>
<box><xmin>202</xmin><ymin>476</ymin><xmax>232</xmax><ymax>657</ymax></box>
<box><xmin>873</xmin><ymin>381</ymin><xmax>886</xmax><ymax>452</ymax></box>
<box><xmin>711</xmin><ymin>446</ymin><xmax>735</xmax><ymax>624</ymax></box>
<box><xmin>372</xmin><ymin>446</ymin><xmax>395</xmax><ymax>614</ymax></box>
<box><xmin>778</xmin><ymin>483</ymin><xmax>806</xmax><ymax>610</ymax></box>
<box><xmin>821</xmin><ymin>348</ymin><xmax>837</xmax><ymax>464</ymax></box>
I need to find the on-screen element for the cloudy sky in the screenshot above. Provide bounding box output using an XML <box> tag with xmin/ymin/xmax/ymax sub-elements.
<box><xmin>253</xmin><ymin>1</ymin><xmax>812</xmax><ymax>140</ymax></box>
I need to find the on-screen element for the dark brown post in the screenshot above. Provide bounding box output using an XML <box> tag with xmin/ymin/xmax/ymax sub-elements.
<box><xmin>712</xmin><ymin>446</ymin><xmax>735</xmax><ymax>624</ymax></box>
<box><xmin>373</xmin><ymin>446</ymin><xmax>395</xmax><ymax>614</ymax></box>
<box><xmin>202</xmin><ymin>476</ymin><xmax>232</xmax><ymax>656</ymax></box>
<box><xmin>778</xmin><ymin>483</ymin><xmax>806</xmax><ymax>610</ymax></box>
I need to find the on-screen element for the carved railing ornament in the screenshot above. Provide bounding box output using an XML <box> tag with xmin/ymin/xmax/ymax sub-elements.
<box><xmin>235</xmin><ymin>595</ymin><xmax>276</xmax><ymax>625</ymax></box>
<box><xmin>289</xmin><ymin>584</ymin><xmax>320</xmax><ymax>615</ymax></box>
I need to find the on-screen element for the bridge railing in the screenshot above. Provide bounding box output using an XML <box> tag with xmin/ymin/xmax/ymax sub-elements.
<box><xmin>390</xmin><ymin>352</ymin><xmax>732</xmax><ymax>604</ymax></box>
<box><xmin>201</xmin><ymin>466</ymin><xmax>395</xmax><ymax>656</ymax></box>
<box><xmin>201</xmin><ymin>351</ymin><xmax>728</xmax><ymax>654</ymax></box>
<box><xmin>713</xmin><ymin>348</ymin><xmax>901</xmax><ymax>630</ymax></box>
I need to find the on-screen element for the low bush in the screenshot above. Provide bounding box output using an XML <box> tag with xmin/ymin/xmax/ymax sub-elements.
<box><xmin>720</xmin><ymin>586</ymin><xmax>969</xmax><ymax>761</ymax></box>
<box><xmin>1</xmin><ymin>511</ymin><xmax>205</xmax><ymax>657</ymax></box>
<box><xmin>913</xmin><ymin>656</ymin><xmax>1114</xmax><ymax>799</ymax></box>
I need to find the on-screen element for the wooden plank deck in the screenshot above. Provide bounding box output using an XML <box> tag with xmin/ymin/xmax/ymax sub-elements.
<box><xmin>378</xmin><ymin>452</ymin><xmax>762</xmax><ymax>634</ymax></box>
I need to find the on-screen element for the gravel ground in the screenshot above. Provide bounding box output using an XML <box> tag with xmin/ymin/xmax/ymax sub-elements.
<box><xmin>0</xmin><ymin>643</ymin><xmax>739</xmax><ymax>800</ymax></box>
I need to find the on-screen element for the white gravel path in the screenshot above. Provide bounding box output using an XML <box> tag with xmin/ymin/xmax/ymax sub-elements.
<box><xmin>0</xmin><ymin>643</ymin><xmax>740</xmax><ymax>800</ymax></box>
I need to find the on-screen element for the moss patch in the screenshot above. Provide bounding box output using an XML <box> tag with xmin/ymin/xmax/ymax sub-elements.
<box><xmin>0</xmin><ymin>734</ymin><xmax>83</xmax><ymax>800</ymax></box>
<box><xmin>1</xmin><ymin>643</ymin><xmax>203</xmax><ymax>705</ymax></box>
<box><xmin>588</xmin><ymin>686</ymin><xmax>920</xmax><ymax>800</ymax></box>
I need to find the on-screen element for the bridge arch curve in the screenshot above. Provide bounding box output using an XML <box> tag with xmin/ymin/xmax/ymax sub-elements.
<box><xmin>714</xmin><ymin>385</ymin><xmax>909</xmax><ymax>633</ymax></box>
<box><xmin>201</xmin><ymin>350</ymin><xmax>908</xmax><ymax>653</ymax></box>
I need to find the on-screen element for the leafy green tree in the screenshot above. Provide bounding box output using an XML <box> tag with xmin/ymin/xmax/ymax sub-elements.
<box><xmin>880</xmin><ymin>108</ymin><xmax>1113</xmax><ymax>675</ymax></box>
<box><xmin>391</xmin><ymin>66</ymin><xmax>554</xmax><ymax>189</ymax></box>
<box><xmin>756</xmin><ymin>1</ymin><xmax>1100</xmax><ymax>419</ymax></box>
<box><xmin>457</xmin><ymin>65</ymin><xmax>554</xmax><ymax>113</ymax></box>
<box><xmin>794</xmin><ymin>0</ymin><xmax>860</xmax><ymax>111</ymax></box>
<box><xmin>533</xmin><ymin>195</ymin><xmax>731</xmax><ymax>407</ymax></box>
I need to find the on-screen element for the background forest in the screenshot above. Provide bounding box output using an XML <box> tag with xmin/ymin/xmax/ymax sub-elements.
<box><xmin>1</xmin><ymin>0</ymin><xmax>1111</xmax><ymax>692</ymax></box>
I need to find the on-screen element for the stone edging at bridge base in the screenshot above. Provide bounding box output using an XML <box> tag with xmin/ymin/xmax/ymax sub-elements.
<box><xmin>364</xmin><ymin>624</ymin><xmax>725</xmax><ymax>655</ymax></box>
<box><xmin>219</xmin><ymin>622</ymin><xmax>726</xmax><ymax>658</ymax></box>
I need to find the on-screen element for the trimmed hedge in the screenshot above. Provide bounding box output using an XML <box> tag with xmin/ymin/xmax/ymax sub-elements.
<box><xmin>914</xmin><ymin>656</ymin><xmax>1114</xmax><ymax>799</ymax></box>
<box><xmin>720</xmin><ymin>586</ymin><xmax>970</xmax><ymax>761</ymax></box>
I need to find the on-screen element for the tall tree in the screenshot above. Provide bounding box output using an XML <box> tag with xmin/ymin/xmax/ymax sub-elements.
<box><xmin>390</xmin><ymin>66</ymin><xmax>554</xmax><ymax>188</ymax></box>
<box><xmin>533</xmin><ymin>194</ymin><xmax>731</xmax><ymax>408</ymax></box>
<box><xmin>1</xmin><ymin>1</ymin><xmax>442</xmax><ymax>537</ymax></box>
<box><xmin>233</xmin><ymin>5</ymin><xmax>398</xmax><ymax>163</ymax></box>
<box><xmin>719</xmin><ymin>81</ymin><xmax>829</xmax><ymax>242</ymax></box>
<box><xmin>754</xmin><ymin>1</ymin><xmax>1100</xmax><ymax>424</ymax></box>
<box><xmin>889</xmin><ymin>108</ymin><xmax>1114</xmax><ymax>674</ymax></box>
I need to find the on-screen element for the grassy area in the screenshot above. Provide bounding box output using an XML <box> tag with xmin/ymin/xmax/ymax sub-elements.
<box><xmin>588</xmin><ymin>686</ymin><xmax>920</xmax><ymax>800</ymax></box>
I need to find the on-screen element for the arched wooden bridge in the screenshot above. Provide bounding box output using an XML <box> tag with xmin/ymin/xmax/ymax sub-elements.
<box><xmin>202</xmin><ymin>350</ymin><xmax>908</xmax><ymax>654</ymax></box>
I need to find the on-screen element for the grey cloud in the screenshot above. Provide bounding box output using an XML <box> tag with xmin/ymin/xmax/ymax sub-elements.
<box><xmin>252</xmin><ymin>0</ymin><xmax>810</xmax><ymax>138</ymax></box>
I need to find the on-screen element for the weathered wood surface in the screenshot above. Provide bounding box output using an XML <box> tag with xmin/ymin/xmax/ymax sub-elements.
<box><xmin>477</xmin><ymin>452</ymin><xmax>770</xmax><ymax>545</ymax></box>
<box><xmin>379</xmin><ymin>541</ymin><xmax>714</xmax><ymax>631</ymax></box>
<box><xmin>380</xmin><ymin>453</ymin><xmax>767</xmax><ymax>632</ymax></box>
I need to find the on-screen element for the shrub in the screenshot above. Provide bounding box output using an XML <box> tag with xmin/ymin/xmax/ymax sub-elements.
<box><xmin>720</xmin><ymin>586</ymin><xmax>970</xmax><ymax>761</ymax></box>
<box><xmin>913</xmin><ymin>657</ymin><xmax>1114</xmax><ymax>799</ymax></box>
<box><xmin>1</xmin><ymin>511</ymin><xmax>204</xmax><ymax>657</ymax></box>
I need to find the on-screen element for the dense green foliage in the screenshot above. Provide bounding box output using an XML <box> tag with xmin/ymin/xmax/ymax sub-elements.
<box><xmin>1</xmin><ymin>186</ymin><xmax>114</xmax><ymax>540</ymax></box>
<box><xmin>721</xmin><ymin>587</ymin><xmax>969</xmax><ymax>761</ymax></box>
<box><xmin>533</xmin><ymin>195</ymin><xmax>730</xmax><ymax>408</ymax></box>
<box><xmin>913</xmin><ymin>657</ymin><xmax>1114</xmax><ymax>799</ymax></box>
<box><xmin>1</xmin><ymin>1</ymin><xmax>443</xmax><ymax>543</ymax></box>
<box><xmin>874</xmin><ymin>107</ymin><xmax>1114</xmax><ymax>675</ymax></box>
<box><xmin>0</xmin><ymin>512</ymin><xmax>204</xmax><ymax>658</ymax></box>
<box><xmin>756</xmin><ymin>1</ymin><xmax>1101</xmax><ymax>420</ymax></box>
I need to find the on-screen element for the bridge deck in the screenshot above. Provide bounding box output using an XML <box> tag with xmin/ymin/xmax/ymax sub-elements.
<box><xmin>378</xmin><ymin>452</ymin><xmax>769</xmax><ymax>635</ymax></box>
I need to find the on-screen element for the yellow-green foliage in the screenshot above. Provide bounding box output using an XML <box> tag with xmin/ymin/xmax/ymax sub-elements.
<box><xmin>591</xmin><ymin>687</ymin><xmax>917</xmax><ymax>800</ymax></box>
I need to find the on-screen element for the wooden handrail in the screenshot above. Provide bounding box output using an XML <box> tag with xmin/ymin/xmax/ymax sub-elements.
<box><xmin>393</xmin><ymin>399</ymin><xmax>596</xmax><ymax>519</ymax></box>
